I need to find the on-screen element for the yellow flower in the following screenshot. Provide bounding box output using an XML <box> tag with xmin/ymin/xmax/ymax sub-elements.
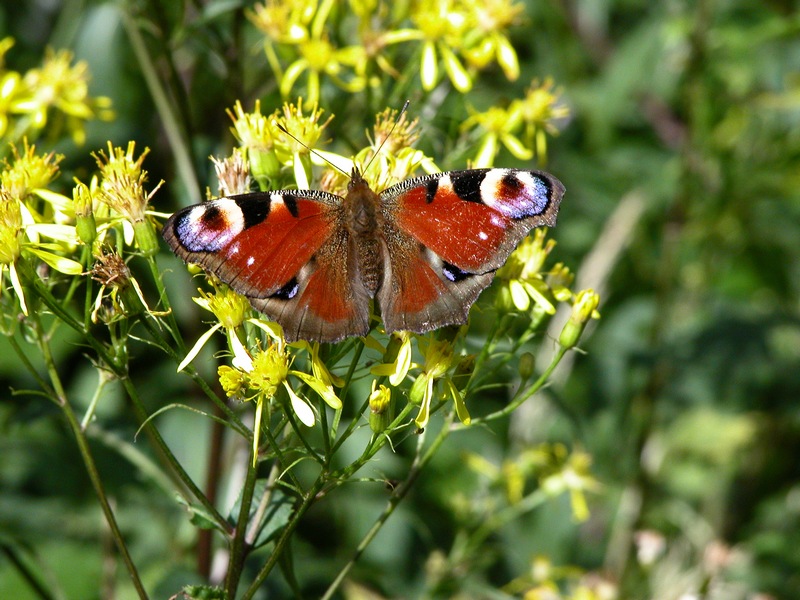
<box><xmin>215</xmin><ymin>334</ymin><xmax>342</xmax><ymax>465</ymax></box>
<box><xmin>1</xmin><ymin>140</ymin><xmax>62</xmax><ymax>204</ymax></box>
<box><xmin>218</xmin><ymin>365</ymin><xmax>247</xmax><ymax>397</ymax></box>
<box><xmin>177</xmin><ymin>286</ymin><xmax>252</xmax><ymax>372</ymax></box>
<box><xmin>410</xmin><ymin>0</ymin><xmax>473</xmax><ymax>92</ymax></box>
<box><xmin>0</xmin><ymin>190</ymin><xmax>25</xmax><ymax>307</ymax></box>
<box><xmin>9</xmin><ymin>46</ymin><xmax>113</xmax><ymax>144</ymax></box>
<box><xmin>497</xmin><ymin>230</ymin><xmax>559</xmax><ymax>316</ymax></box>
<box><xmin>0</xmin><ymin>146</ymin><xmax>84</xmax><ymax>316</ymax></box>
<box><xmin>536</xmin><ymin>445</ymin><xmax>601</xmax><ymax>522</ymax></box>
<box><xmin>227</xmin><ymin>100</ymin><xmax>284</xmax><ymax>190</ymax></box>
<box><xmin>368</xmin><ymin>381</ymin><xmax>393</xmax><ymax>434</ymax></box>
<box><xmin>249</xmin><ymin>342</ymin><xmax>291</xmax><ymax>398</ymax></box>
<box><xmin>247</xmin><ymin>0</ymin><xmax>316</xmax><ymax>44</ymax></box>
<box><xmin>513</xmin><ymin>79</ymin><xmax>570</xmax><ymax>161</ymax></box>
<box><xmin>0</xmin><ymin>192</ymin><xmax>22</xmax><ymax>265</ymax></box>
<box><xmin>461</xmin><ymin>0</ymin><xmax>524</xmax><ymax>80</ymax></box>
<box><xmin>409</xmin><ymin>336</ymin><xmax>470</xmax><ymax>428</ymax></box>
<box><xmin>370</xmin><ymin>331</ymin><xmax>413</xmax><ymax>386</ymax></box>
<box><xmin>94</xmin><ymin>142</ymin><xmax>162</xmax><ymax>255</ymax></box>
<box><xmin>370</xmin><ymin>107</ymin><xmax>420</xmax><ymax>156</ymax></box>
<box><xmin>462</xmin><ymin>104</ymin><xmax>530</xmax><ymax>167</ymax></box>
<box><xmin>249</xmin><ymin>0</ymin><xmax>366</xmax><ymax>106</ymax></box>
<box><xmin>273</xmin><ymin>100</ymin><xmax>333</xmax><ymax>188</ymax></box>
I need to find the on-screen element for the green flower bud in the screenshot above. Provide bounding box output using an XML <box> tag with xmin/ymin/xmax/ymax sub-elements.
<box><xmin>368</xmin><ymin>383</ymin><xmax>393</xmax><ymax>433</ymax></box>
<box><xmin>73</xmin><ymin>182</ymin><xmax>96</xmax><ymax>245</ymax></box>
<box><xmin>409</xmin><ymin>374</ymin><xmax>428</xmax><ymax>406</ymax></box>
<box><xmin>133</xmin><ymin>219</ymin><xmax>159</xmax><ymax>256</ymax></box>
<box><xmin>559</xmin><ymin>289</ymin><xmax>600</xmax><ymax>349</ymax></box>
<box><xmin>518</xmin><ymin>352</ymin><xmax>535</xmax><ymax>381</ymax></box>
<box><xmin>248</xmin><ymin>147</ymin><xmax>282</xmax><ymax>190</ymax></box>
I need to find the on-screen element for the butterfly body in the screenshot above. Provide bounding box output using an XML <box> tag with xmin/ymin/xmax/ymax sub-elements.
<box><xmin>163</xmin><ymin>168</ymin><xmax>564</xmax><ymax>343</ymax></box>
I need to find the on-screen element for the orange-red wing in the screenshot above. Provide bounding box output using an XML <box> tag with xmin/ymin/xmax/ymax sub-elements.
<box><xmin>163</xmin><ymin>191</ymin><xmax>340</xmax><ymax>298</ymax></box>
<box><xmin>386</xmin><ymin>168</ymin><xmax>563</xmax><ymax>273</ymax></box>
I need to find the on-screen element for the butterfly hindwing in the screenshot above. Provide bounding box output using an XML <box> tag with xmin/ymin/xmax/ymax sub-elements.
<box><xmin>249</xmin><ymin>229</ymin><xmax>372</xmax><ymax>343</ymax></box>
<box><xmin>376</xmin><ymin>168</ymin><xmax>564</xmax><ymax>333</ymax></box>
<box><xmin>376</xmin><ymin>233</ymin><xmax>494</xmax><ymax>334</ymax></box>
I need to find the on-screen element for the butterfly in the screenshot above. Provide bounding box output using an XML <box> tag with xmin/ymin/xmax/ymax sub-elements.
<box><xmin>162</xmin><ymin>167</ymin><xmax>564</xmax><ymax>343</ymax></box>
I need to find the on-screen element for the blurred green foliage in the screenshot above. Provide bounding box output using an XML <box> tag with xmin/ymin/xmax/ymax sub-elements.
<box><xmin>1</xmin><ymin>0</ymin><xmax>800</xmax><ymax>599</ymax></box>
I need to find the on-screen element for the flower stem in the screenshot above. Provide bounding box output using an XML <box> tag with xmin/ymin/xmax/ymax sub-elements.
<box><xmin>322</xmin><ymin>411</ymin><xmax>455</xmax><ymax>600</ymax></box>
<box><xmin>29</xmin><ymin>310</ymin><xmax>148</xmax><ymax>598</ymax></box>
<box><xmin>225</xmin><ymin>450</ymin><xmax>260</xmax><ymax>598</ymax></box>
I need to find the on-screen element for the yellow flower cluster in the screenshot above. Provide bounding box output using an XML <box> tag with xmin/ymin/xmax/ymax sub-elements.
<box><xmin>0</xmin><ymin>38</ymin><xmax>112</xmax><ymax>145</ymax></box>
<box><xmin>248</xmin><ymin>0</ymin><xmax>529</xmax><ymax>104</ymax></box>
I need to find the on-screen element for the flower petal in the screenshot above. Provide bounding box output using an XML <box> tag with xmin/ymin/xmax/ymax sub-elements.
<box><xmin>291</xmin><ymin>370</ymin><xmax>342</xmax><ymax>410</ymax></box>
<box><xmin>440</xmin><ymin>45</ymin><xmax>472</xmax><ymax>93</ymax></box>
<box><xmin>178</xmin><ymin>323</ymin><xmax>222</xmax><ymax>372</ymax></box>
<box><xmin>27</xmin><ymin>248</ymin><xmax>83</xmax><ymax>275</ymax></box>
<box><xmin>229</xmin><ymin>332</ymin><xmax>253</xmax><ymax>372</ymax></box>
<box><xmin>285</xmin><ymin>382</ymin><xmax>315</xmax><ymax>426</ymax></box>
<box><xmin>9</xmin><ymin>263</ymin><xmax>27</xmax><ymax>315</ymax></box>
<box><xmin>421</xmin><ymin>41</ymin><xmax>438</xmax><ymax>90</ymax></box>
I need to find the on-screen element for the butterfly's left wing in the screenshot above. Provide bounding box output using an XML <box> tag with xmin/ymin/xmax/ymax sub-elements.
<box><xmin>162</xmin><ymin>191</ymin><xmax>372</xmax><ymax>343</ymax></box>
<box><xmin>376</xmin><ymin>168</ymin><xmax>564</xmax><ymax>334</ymax></box>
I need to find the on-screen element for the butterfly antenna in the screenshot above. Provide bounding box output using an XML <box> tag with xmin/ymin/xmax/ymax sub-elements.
<box><xmin>363</xmin><ymin>100</ymin><xmax>411</xmax><ymax>176</ymax></box>
<box><xmin>274</xmin><ymin>121</ymin><xmax>349</xmax><ymax>178</ymax></box>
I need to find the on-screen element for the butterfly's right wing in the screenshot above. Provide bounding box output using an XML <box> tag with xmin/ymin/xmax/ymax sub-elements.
<box><xmin>376</xmin><ymin>169</ymin><xmax>564</xmax><ymax>334</ymax></box>
<box><xmin>163</xmin><ymin>190</ymin><xmax>371</xmax><ymax>342</ymax></box>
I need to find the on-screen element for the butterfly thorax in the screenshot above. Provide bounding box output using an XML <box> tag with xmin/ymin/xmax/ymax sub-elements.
<box><xmin>344</xmin><ymin>169</ymin><xmax>385</xmax><ymax>296</ymax></box>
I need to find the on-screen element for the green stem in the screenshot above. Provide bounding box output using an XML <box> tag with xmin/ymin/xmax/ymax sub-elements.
<box><xmin>120</xmin><ymin>377</ymin><xmax>230</xmax><ymax>531</ymax></box>
<box><xmin>80</xmin><ymin>371</ymin><xmax>111</xmax><ymax>430</ymax></box>
<box><xmin>321</xmin><ymin>412</ymin><xmax>455</xmax><ymax>600</ymax></box>
<box><xmin>62</xmin><ymin>403</ymin><xmax>149</xmax><ymax>598</ymax></box>
<box><xmin>225</xmin><ymin>451</ymin><xmax>260</xmax><ymax>598</ymax></box>
<box><xmin>119</xmin><ymin>6</ymin><xmax>201</xmax><ymax>201</ymax></box>
<box><xmin>466</xmin><ymin>345</ymin><xmax>569</xmax><ymax>426</ymax></box>
<box><xmin>0</xmin><ymin>542</ymin><xmax>57</xmax><ymax>600</ymax></box>
<box><xmin>29</xmin><ymin>311</ymin><xmax>149</xmax><ymax>599</ymax></box>
<box><xmin>240</xmin><ymin>477</ymin><xmax>327</xmax><ymax>599</ymax></box>
<box><xmin>138</xmin><ymin>315</ymin><xmax>247</xmax><ymax>433</ymax></box>
<box><xmin>246</xmin><ymin>460</ymin><xmax>281</xmax><ymax>545</ymax></box>
<box><xmin>21</xmin><ymin>258</ymin><xmax>231</xmax><ymax>529</ymax></box>
<box><xmin>144</xmin><ymin>256</ymin><xmax>186</xmax><ymax>354</ymax></box>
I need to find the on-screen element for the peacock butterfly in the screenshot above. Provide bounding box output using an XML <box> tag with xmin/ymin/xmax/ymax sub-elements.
<box><xmin>162</xmin><ymin>167</ymin><xmax>564</xmax><ymax>343</ymax></box>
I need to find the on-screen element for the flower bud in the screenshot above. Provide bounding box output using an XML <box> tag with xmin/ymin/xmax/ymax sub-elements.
<box><xmin>133</xmin><ymin>219</ymin><xmax>159</xmax><ymax>256</ymax></box>
<box><xmin>518</xmin><ymin>352</ymin><xmax>535</xmax><ymax>381</ymax></box>
<box><xmin>248</xmin><ymin>147</ymin><xmax>282</xmax><ymax>190</ymax></box>
<box><xmin>409</xmin><ymin>374</ymin><xmax>428</xmax><ymax>406</ymax></box>
<box><xmin>368</xmin><ymin>383</ymin><xmax>393</xmax><ymax>433</ymax></box>
<box><xmin>73</xmin><ymin>182</ymin><xmax>96</xmax><ymax>245</ymax></box>
<box><xmin>559</xmin><ymin>289</ymin><xmax>600</xmax><ymax>349</ymax></box>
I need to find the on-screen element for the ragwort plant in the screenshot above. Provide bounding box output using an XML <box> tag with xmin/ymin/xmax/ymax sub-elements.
<box><xmin>1</xmin><ymin>2</ymin><xmax>602</xmax><ymax>598</ymax></box>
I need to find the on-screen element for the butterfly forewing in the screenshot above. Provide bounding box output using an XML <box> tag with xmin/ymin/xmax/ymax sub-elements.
<box><xmin>385</xmin><ymin>169</ymin><xmax>562</xmax><ymax>273</ymax></box>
